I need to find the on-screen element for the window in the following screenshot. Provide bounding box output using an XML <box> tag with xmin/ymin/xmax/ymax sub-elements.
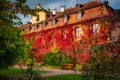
<box><xmin>27</xmin><ymin>26</ymin><xmax>31</xmax><ymax>32</ymax></box>
<box><xmin>93</xmin><ymin>24</ymin><xmax>99</xmax><ymax>34</ymax></box>
<box><xmin>63</xmin><ymin>15</ymin><xmax>68</xmax><ymax>23</ymax></box>
<box><xmin>76</xmin><ymin>27</ymin><xmax>81</xmax><ymax>38</ymax></box>
<box><xmin>76</xmin><ymin>11</ymin><xmax>82</xmax><ymax>19</ymax></box>
<box><xmin>52</xmin><ymin>18</ymin><xmax>56</xmax><ymax>25</ymax></box>
<box><xmin>62</xmin><ymin>30</ymin><xmax>67</xmax><ymax>39</ymax></box>
<box><xmin>34</xmin><ymin>24</ymin><xmax>39</xmax><ymax>30</ymax></box>
<box><xmin>36</xmin><ymin>15</ymin><xmax>40</xmax><ymax>21</ymax></box>
<box><xmin>42</xmin><ymin>21</ymin><xmax>46</xmax><ymax>28</ymax></box>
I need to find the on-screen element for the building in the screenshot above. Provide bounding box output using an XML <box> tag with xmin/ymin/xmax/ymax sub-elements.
<box><xmin>111</xmin><ymin>9</ymin><xmax>120</xmax><ymax>42</ymax></box>
<box><xmin>20</xmin><ymin>0</ymin><xmax>119</xmax><ymax>62</ymax></box>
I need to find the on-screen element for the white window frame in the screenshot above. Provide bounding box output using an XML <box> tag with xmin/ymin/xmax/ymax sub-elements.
<box><xmin>52</xmin><ymin>18</ymin><xmax>56</xmax><ymax>25</ymax></box>
<box><xmin>63</xmin><ymin>15</ymin><xmax>68</xmax><ymax>23</ymax></box>
<box><xmin>34</xmin><ymin>24</ymin><xmax>39</xmax><ymax>30</ymax></box>
<box><xmin>42</xmin><ymin>21</ymin><xmax>46</xmax><ymax>28</ymax></box>
<box><xmin>93</xmin><ymin>24</ymin><xmax>99</xmax><ymax>34</ymax></box>
<box><xmin>76</xmin><ymin>11</ymin><xmax>82</xmax><ymax>19</ymax></box>
<box><xmin>76</xmin><ymin>27</ymin><xmax>81</xmax><ymax>38</ymax></box>
<box><xmin>27</xmin><ymin>26</ymin><xmax>31</xmax><ymax>32</ymax></box>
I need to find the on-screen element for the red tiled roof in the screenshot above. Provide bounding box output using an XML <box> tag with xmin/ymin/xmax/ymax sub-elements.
<box><xmin>43</xmin><ymin>1</ymin><xmax>115</xmax><ymax>22</ymax></box>
<box><xmin>21</xmin><ymin>1</ymin><xmax>116</xmax><ymax>29</ymax></box>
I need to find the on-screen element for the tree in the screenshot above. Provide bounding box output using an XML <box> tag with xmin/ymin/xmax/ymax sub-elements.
<box><xmin>0</xmin><ymin>0</ymin><xmax>43</xmax><ymax>69</ymax></box>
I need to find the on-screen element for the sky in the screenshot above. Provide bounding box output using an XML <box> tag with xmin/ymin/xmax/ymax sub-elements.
<box><xmin>15</xmin><ymin>0</ymin><xmax>120</xmax><ymax>24</ymax></box>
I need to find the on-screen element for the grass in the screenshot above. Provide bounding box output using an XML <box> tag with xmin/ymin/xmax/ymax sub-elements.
<box><xmin>0</xmin><ymin>68</ymin><xmax>47</xmax><ymax>76</ymax></box>
<box><xmin>0</xmin><ymin>68</ymin><xmax>119</xmax><ymax>80</ymax></box>
<box><xmin>42</xmin><ymin>74</ymin><xmax>82</xmax><ymax>80</ymax></box>
<box><xmin>42</xmin><ymin>74</ymin><xmax>119</xmax><ymax>80</ymax></box>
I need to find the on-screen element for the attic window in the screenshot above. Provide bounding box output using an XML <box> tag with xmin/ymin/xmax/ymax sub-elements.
<box><xmin>34</xmin><ymin>24</ymin><xmax>39</xmax><ymax>30</ymax></box>
<box><xmin>76</xmin><ymin>11</ymin><xmax>82</xmax><ymax>19</ymax></box>
<box><xmin>42</xmin><ymin>21</ymin><xmax>46</xmax><ymax>28</ymax></box>
<box><xmin>36</xmin><ymin>15</ymin><xmax>40</xmax><ymax>21</ymax></box>
<box><xmin>27</xmin><ymin>26</ymin><xmax>31</xmax><ymax>32</ymax></box>
<box><xmin>93</xmin><ymin>24</ymin><xmax>99</xmax><ymax>34</ymax></box>
<box><xmin>52</xmin><ymin>18</ymin><xmax>56</xmax><ymax>25</ymax></box>
<box><xmin>63</xmin><ymin>15</ymin><xmax>68</xmax><ymax>23</ymax></box>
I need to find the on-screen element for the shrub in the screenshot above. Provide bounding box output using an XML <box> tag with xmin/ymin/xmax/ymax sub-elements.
<box><xmin>42</xmin><ymin>47</ymin><xmax>72</xmax><ymax>66</ymax></box>
<box><xmin>82</xmin><ymin>43</ymin><xmax>120</xmax><ymax>79</ymax></box>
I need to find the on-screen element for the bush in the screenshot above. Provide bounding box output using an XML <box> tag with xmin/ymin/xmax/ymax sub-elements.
<box><xmin>82</xmin><ymin>43</ymin><xmax>120</xmax><ymax>79</ymax></box>
<box><xmin>42</xmin><ymin>47</ymin><xmax>72</xmax><ymax>66</ymax></box>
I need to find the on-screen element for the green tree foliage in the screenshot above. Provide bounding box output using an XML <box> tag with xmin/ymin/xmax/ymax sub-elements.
<box><xmin>0</xmin><ymin>25</ymin><xmax>25</xmax><ymax>69</ymax></box>
<box><xmin>0</xmin><ymin>0</ymin><xmax>43</xmax><ymax>26</ymax></box>
<box><xmin>0</xmin><ymin>0</ymin><xmax>43</xmax><ymax>69</ymax></box>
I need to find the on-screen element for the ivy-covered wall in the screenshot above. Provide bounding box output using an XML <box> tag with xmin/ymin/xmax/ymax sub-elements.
<box><xmin>23</xmin><ymin>18</ymin><xmax>114</xmax><ymax>63</ymax></box>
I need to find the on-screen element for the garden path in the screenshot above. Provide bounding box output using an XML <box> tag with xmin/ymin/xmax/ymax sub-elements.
<box><xmin>0</xmin><ymin>66</ymin><xmax>82</xmax><ymax>80</ymax></box>
<box><xmin>40</xmin><ymin>67</ymin><xmax>82</xmax><ymax>77</ymax></box>
<box><xmin>14</xmin><ymin>65</ymin><xmax>82</xmax><ymax>77</ymax></box>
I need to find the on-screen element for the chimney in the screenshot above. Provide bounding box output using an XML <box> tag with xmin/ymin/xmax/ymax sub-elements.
<box><xmin>76</xmin><ymin>4</ymin><xmax>83</xmax><ymax>10</ymax></box>
<box><xmin>36</xmin><ymin>4</ymin><xmax>41</xmax><ymax>9</ymax></box>
<box><xmin>61</xmin><ymin>6</ymin><xmax>65</xmax><ymax>12</ymax></box>
<box><xmin>52</xmin><ymin>9</ymin><xmax>57</xmax><ymax>15</ymax></box>
<box><xmin>104</xmin><ymin>0</ymin><xmax>109</xmax><ymax>4</ymax></box>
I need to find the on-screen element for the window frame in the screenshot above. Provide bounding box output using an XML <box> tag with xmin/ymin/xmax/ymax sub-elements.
<box><xmin>52</xmin><ymin>18</ymin><xmax>56</xmax><ymax>26</ymax></box>
<box><xmin>27</xmin><ymin>26</ymin><xmax>32</xmax><ymax>32</ymax></box>
<box><xmin>36</xmin><ymin>15</ymin><xmax>40</xmax><ymax>21</ymax></box>
<box><xmin>63</xmin><ymin>15</ymin><xmax>68</xmax><ymax>23</ymax></box>
<box><xmin>75</xmin><ymin>27</ymin><xmax>81</xmax><ymax>38</ymax></box>
<box><xmin>42</xmin><ymin>21</ymin><xmax>46</xmax><ymax>28</ymax></box>
<box><xmin>62</xmin><ymin>29</ymin><xmax>67</xmax><ymax>39</ymax></box>
<box><xmin>76</xmin><ymin>11</ymin><xmax>82</xmax><ymax>20</ymax></box>
<box><xmin>34</xmin><ymin>24</ymin><xmax>39</xmax><ymax>30</ymax></box>
<box><xmin>93</xmin><ymin>23</ymin><xmax>99</xmax><ymax>34</ymax></box>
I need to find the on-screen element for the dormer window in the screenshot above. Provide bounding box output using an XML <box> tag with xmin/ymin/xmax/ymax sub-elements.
<box><xmin>63</xmin><ymin>15</ymin><xmax>68</xmax><ymax>23</ymax></box>
<box><xmin>34</xmin><ymin>24</ymin><xmax>39</xmax><ymax>30</ymax></box>
<box><xmin>93</xmin><ymin>24</ymin><xmax>99</xmax><ymax>34</ymax></box>
<box><xmin>42</xmin><ymin>21</ymin><xmax>46</xmax><ymax>28</ymax></box>
<box><xmin>76</xmin><ymin>11</ymin><xmax>82</xmax><ymax>19</ymax></box>
<box><xmin>36</xmin><ymin>15</ymin><xmax>40</xmax><ymax>21</ymax></box>
<box><xmin>27</xmin><ymin>26</ymin><xmax>32</xmax><ymax>32</ymax></box>
<box><xmin>52</xmin><ymin>18</ymin><xmax>56</xmax><ymax>25</ymax></box>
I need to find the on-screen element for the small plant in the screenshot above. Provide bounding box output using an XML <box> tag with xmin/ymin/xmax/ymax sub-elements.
<box><xmin>18</xmin><ymin>39</ymin><xmax>42</xmax><ymax>80</ymax></box>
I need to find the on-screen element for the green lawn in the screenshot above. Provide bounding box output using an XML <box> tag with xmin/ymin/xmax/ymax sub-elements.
<box><xmin>42</xmin><ymin>74</ymin><xmax>119</xmax><ymax>80</ymax></box>
<box><xmin>0</xmin><ymin>68</ymin><xmax>119</xmax><ymax>80</ymax></box>
<box><xmin>0</xmin><ymin>68</ymin><xmax>46</xmax><ymax>76</ymax></box>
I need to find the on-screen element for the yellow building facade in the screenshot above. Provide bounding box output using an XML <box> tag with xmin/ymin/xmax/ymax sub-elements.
<box><xmin>31</xmin><ymin>4</ymin><xmax>46</xmax><ymax>24</ymax></box>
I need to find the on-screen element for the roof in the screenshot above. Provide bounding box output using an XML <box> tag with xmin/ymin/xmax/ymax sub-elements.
<box><xmin>43</xmin><ymin>0</ymin><xmax>115</xmax><ymax>22</ymax></box>
<box><xmin>20</xmin><ymin>0</ymin><xmax>116</xmax><ymax>29</ymax></box>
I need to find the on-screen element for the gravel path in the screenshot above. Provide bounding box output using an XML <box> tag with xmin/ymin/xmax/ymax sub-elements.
<box><xmin>40</xmin><ymin>67</ymin><xmax>81</xmax><ymax>77</ymax></box>
<box><xmin>13</xmin><ymin>65</ymin><xmax>82</xmax><ymax>77</ymax></box>
<box><xmin>0</xmin><ymin>66</ymin><xmax>82</xmax><ymax>80</ymax></box>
